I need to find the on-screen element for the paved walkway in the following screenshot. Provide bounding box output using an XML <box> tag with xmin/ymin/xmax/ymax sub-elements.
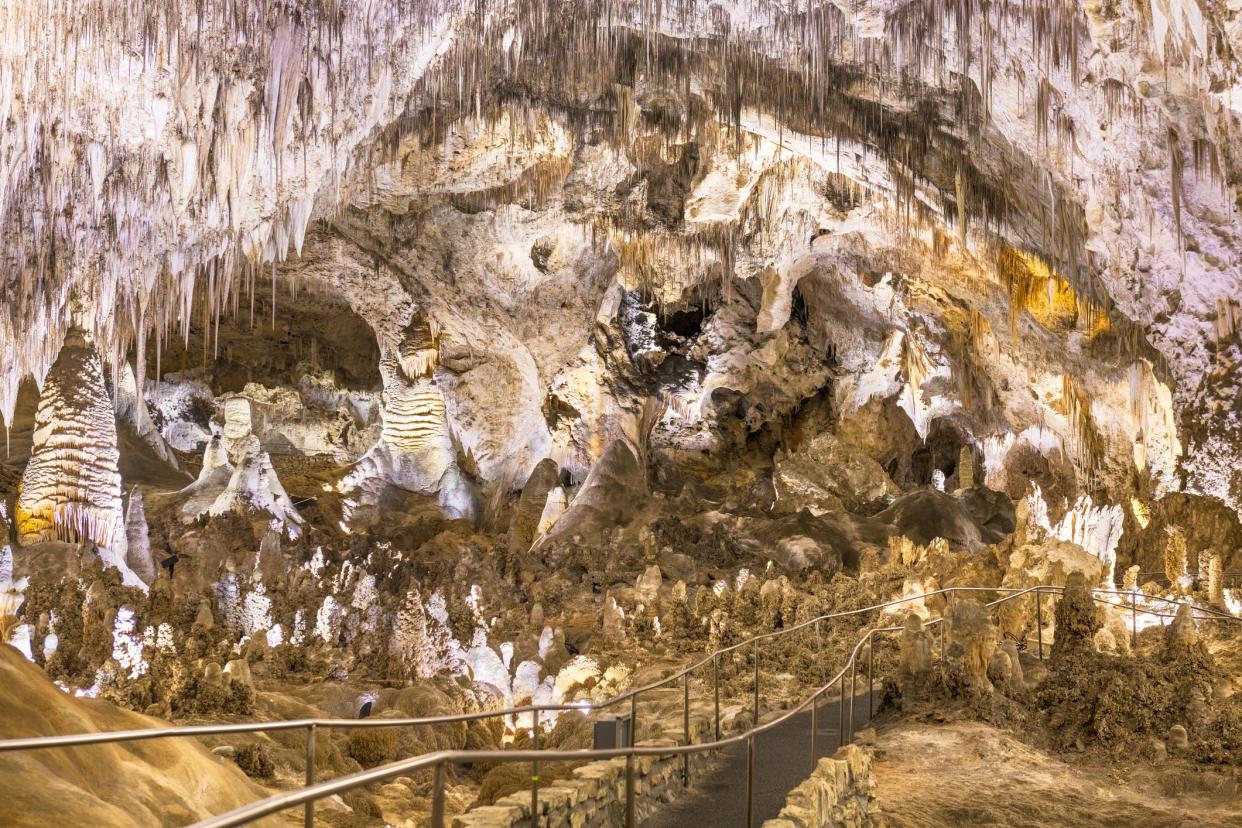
<box><xmin>646</xmin><ymin>688</ymin><xmax>879</xmax><ymax>827</ymax></box>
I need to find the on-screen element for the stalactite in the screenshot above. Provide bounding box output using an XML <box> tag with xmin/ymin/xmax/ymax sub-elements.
<box><xmin>0</xmin><ymin>0</ymin><xmax>1230</xmax><ymax>435</ymax></box>
<box><xmin>1167</xmin><ymin>126</ymin><xmax>1185</xmax><ymax>253</ymax></box>
<box><xmin>1058</xmin><ymin>373</ymin><xmax>1104</xmax><ymax>480</ymax></box>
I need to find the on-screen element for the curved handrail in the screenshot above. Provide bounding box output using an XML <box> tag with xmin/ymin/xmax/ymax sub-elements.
<box><xmin>192</xmin><ymin>583</ymin><xmax>1238</xmax><ymax>828</ymax></box>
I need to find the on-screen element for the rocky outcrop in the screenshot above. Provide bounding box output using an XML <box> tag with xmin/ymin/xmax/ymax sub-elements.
<box><xmin>944</xmin><ymin>599</ymin><xmax>999</xmax><ymax>689</ymax></box>
<box><xmin>773</xmin><ymin>430</ymin><xmax>897</xmax><ymax>514</ymax></box>
<box><xmin>179</xmin><ymin>396</ymin><xmax>303</xmax><ymax>535</ymax></box>
<box><xmin>507</xmin><ymin>459</ymin><xmax>560</xmax><ymax>553</ymax></box>
<box><xmin>1049</xmin><ymin>572</ymin><xmax>1103</xmax><ymax>661</ymax></box>
<box><xmin>536</xmin><ymin>440</ymin><xmax>646</xmax><ymax>548</ymax></box>
<box><xmin>0</xmin><ymin>643</ymin><xmax>264</xmax><ymax>823</ymax></box>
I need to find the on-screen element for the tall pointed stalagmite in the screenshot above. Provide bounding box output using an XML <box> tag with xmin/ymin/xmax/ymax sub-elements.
<box><xmin>16</xmin><ymin>328</ymin><xmax>128</xmax><ymax>566</ymax></box>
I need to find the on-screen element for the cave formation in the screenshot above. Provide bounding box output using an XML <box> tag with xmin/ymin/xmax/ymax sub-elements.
<box><xmin>1</xmin><ymin>0</ymin><xmax>1242</xmax><ymax>825</ymax></box>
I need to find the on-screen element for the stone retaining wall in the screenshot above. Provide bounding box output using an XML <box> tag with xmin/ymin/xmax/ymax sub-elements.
<box><xmin>760</xmin><ymin>745</ymin><xmax>882</xmax><ymax>828</ymax></box>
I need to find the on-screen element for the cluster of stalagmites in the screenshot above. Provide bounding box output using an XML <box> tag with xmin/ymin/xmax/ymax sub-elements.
<box><xmin>892</xmin><ymin>572</ymin><xmax>1242</xmax><ymax>763</ymax></box>
<box><xmin>180</xmin><ymin>394</ymin><xmax>304</xmax><ymax>535</ymax></box>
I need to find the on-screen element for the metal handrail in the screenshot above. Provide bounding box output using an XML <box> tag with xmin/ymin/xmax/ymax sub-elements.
<box><xmin>1</xmin><ymin>584</ymin><xmax>1236</xmax><ymax>828</ymax></box>
<box><xmin>193</xmin><ymin>583</ymin><xmax>1235</xmax><ymax>828</ymax></box>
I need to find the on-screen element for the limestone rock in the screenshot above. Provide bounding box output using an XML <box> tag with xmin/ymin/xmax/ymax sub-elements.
<box><xmin>533</xmin><ymin>487</ymin><xmax>568</xmax><ymax>542</ymax></box>
<box><xmin>945</xmin><ymin>599</ymin><xmax>999</xmax><ymax>687</ymax></box>
<box><xmin>15</xmin><ymin>329</ymin><xmax>130</xmax><ymax>578</ymax></box>
<box><xmin>538</xmin><ymin>440</ymin><xmax>646</xmax><ymax>547</ymax></box>
<box><xmin>1164</xmin><ymin>603</ymin><xmax>1198</xmax><ymax>653</ymax></box>
<box><xmin>506</xmin><ymin>458</ymin><xmax>560</xmax><ymax>553</ymax></box>
<box><xmin>899</xmin><ymin>612</ymin><xmax>933</xmax><ymax>682</ymax></box>
<box><xmin>1168</xmin><ymin>724</ymin><xmax>1189</xmax><ymax>752</ymax></box>
<box><xmin>1050</xmin><ymin>572</ymin><xmax>1102</xmax><ymax>660</ymax></box>
<box><xmin>124</xmin><ymin>489</ymin><xmax>156</xmax><ymax>585</ymax></box>
<box><xmin>224</xmin><ymin>659</ymin><xmax>254</xmax><ymax>689</ymax></box>
<box><xmin>773</xmin><ymin>429</ymin><xmax>896</xmax><ymax>514</ymax></box>
<box><xmin>635</xmin><ymin>565</ymin><xmax>663</xmax><ymax>604</ymax></box>
<box><xmin>602</xmin><ymin>595</ymin><xmax>625</xmax><ymax>641</ymax></box>
<box><xmin>958</xmin><ymin>444</ymin><xmax>975</xmax><ymax>490</ymax></box>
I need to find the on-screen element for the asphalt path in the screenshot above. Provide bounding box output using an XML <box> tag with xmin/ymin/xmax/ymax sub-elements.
<box><xmin>645</xmin><ymin>688</ymin><xmax>879</xmax><ymax>827</ymax></box>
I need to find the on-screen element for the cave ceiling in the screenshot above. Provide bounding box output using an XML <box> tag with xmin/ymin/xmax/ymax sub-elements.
<box><xmin>0</xmin><ymin>0</ymin><xmax>1240</xmax><ymax>510</ymax></box>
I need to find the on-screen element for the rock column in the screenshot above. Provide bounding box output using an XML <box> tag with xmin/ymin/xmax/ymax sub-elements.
<box><xmin>16</xmin><ymin>329</ymin><xmax>126</xmax><ymax>561</ymax></box>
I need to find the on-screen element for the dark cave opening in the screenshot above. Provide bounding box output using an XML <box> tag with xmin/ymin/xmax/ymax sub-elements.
<box><xmin>660</xmin><ymin>303</ymin><xmax>710</xmax><ymax>339</ymax></box>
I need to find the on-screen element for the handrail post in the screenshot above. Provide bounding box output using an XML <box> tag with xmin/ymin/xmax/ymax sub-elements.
<box><xmin>431</xmin><ymin>761</ymin><xmax>446</xmax><ymax>828</ymax></box>
<box><xmin>630</xmin><ymin>693</ymin><xmax>638</xmax><ymax>746</ymax></box>
<box><xmin>939</xmin><ymin>615</ymin><xmax>947</xmax><ymax>662</ymax></box>
<box><xmin>753</xmin><ymin>640</ymin><xmax>761</xmax><ymax>727</ymax></box>
<box><xmin>867</xmin><ymin>637</ymin><xmax>875</xmax><ymax>721</ymax></box>
<box><xmin>815</xmin><ymin>617</ymin><xmax>824</xmax><ymax>683</ymax></box>
<box><xmin>682</xmin><ymin>671</ymin><xmax>690</xmax><ymax>787</ymax></box>
<box><xmin>625</xmin><ymin>751</ymin><xmax>636</xmax><ymax>828</ymax></box>
<box><xmin>713</xmin><ymin>653</ymin><xmax>721</xmax><ymax>741</ymax></box>
<box><xmin>531</xmin><ymin>709</ymin><xmax>540</xmax><ymax>827</ymax></box>
<box><xmin>1036</xmin><ymin>590</ymin><xmax>1044</xmax><ymax>660</ymax></box>
<box><xmin>810</xmin><ymin>687</ymin><xmax>817</xmax><ymax>770</ymax></box>
<box><xmin>838</xmin><ymin>673</ymin><xmax>845</xmax><ymax>745</ymax></box>
<box><xmin>304</xmin><ymin>722</ymin><xmax>316</xmax><ymax>828</ymax></box>
<box><xmin>1131</xmin><ymin>590</ymin><xmax>1138</xmax><ymax>649</ymax></box>
<box><xmin>847</xmin><ymin>656</ymin><xmax>856</xmax><ymax>743</ymax></box>
<box><xmin>745</xmin><ymin>734</ymin><xmax>756</xmax><ymax>828</ymax></box>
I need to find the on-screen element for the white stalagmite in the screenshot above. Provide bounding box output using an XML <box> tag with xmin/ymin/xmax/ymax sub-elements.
<box><xmin>179</xmin><ymin>396</ymin><xmax>303</xmax><ymax>536</ymax></box>
<box><xmin>340</xmin><ymin>315</ymin><xmax>475</xmax><ymax>520</ymax></box>
<box><xmin>533</xmin><ymin>487</ymin><xmax>568</xmax><ymax>542</ymax></box>
<box><xmin>113</xmin><ymin>361</ymin><xmax>179</xmax><ymax>469</ymax></box>
<box><xmin>15</xmin><ymin>329</ymin><xmax>134</xmax><ymax>579</ymax></box>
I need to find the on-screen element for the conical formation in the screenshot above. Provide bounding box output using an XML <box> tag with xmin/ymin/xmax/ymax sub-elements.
<box><xmin>16</xmin><ymin>330</ymin><xmax>125</xmax><ymax>553</ymax></box>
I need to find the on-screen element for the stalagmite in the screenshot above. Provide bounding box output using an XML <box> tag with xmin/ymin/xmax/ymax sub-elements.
<box><xmin>1202</xmin><ymin>550</ymin><xmax>1224</xmax><ymax>608</ymax></box>
<box><xmin>16</xmin><ymin>328</ymin><xmax>134</xmax><ymax>578</ymax></box>
<box><xmin>958</xmin><ymin>445</ymin><xmax>975</xmax><ymax>490</ymax></box>
<box><xmin>340</xmin><ymin>314</ymin><xmax>475</xmax><ymax>521</ymax></box>
<box><xmin>533</xmin><ymin>487</ymin><xmax>569</xmax><ymax>542</ymax></box>
<box><xmin>507</xmin><ymin>459</ymin><xmax>560</xmax><ymax>553</ymax></box>
<box><xmin>945</xmin><ymin>599</ymin><xmax>999</xmax><ymax>687</ymax></box>
<box><xmin>899</xmin><ymin>612</ymin><xmax>934</xmax><ymax>682</ymax></box>
<box><xmin>1050</xmin><ymin>572</ymin><xmax>1102</xmax><ymax>659</ymax></box>
<box><xmin>124</xmin><ymin>489</ymin><xmax>156</xmax><ymax>586</ymax></box>
<box><xmin>179</xmin><ymin>396</ymin><xmax>303</xmax><ymax>536</ymax></box>
<box><xmin>113</xmin><ymin>362</ymin><xmax>179</xmax><ymax>469</ymax></box>
<box><xmin>1164</xmin><ymin>526</ymin><xmax>1189</xmax><ymax>593</ymax></box>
